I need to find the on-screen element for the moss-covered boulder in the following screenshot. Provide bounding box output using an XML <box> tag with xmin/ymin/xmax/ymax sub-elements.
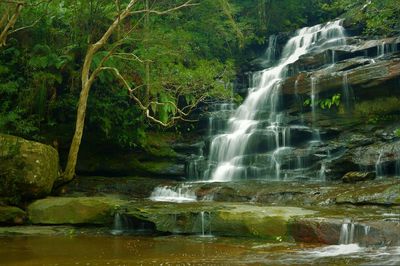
<box><xmin>0</xmin><ymin>134</ymin><xmax>59</xmax><ymax>201</ymax></box>
<box><xmin>0</xmin><ymin>206</ymin><xmax>26</xmax><ymax>225</ymax></box>
<box><xmin>28</xmin><ymin>197</ymin><xmax>127</xmax><ymax>225</ymax></box>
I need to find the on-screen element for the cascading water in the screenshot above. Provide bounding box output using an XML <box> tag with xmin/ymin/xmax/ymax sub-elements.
<box><xmin>204</xmin><ymin>20</ymin><xmax>347</xmax><ymax>182</ymax></box>
<box><xmin>342</xmin><ymin>72</ymin><xmax>355</xmax><ymax>113</ymax></box>
<box><xmin>338</xmin><ymin>219</ymin><xmax>372</xmax><ymax>246</ymax></box>
<box><xmin>339</xmin><ymin>219</ymin><xmax>355</xmax><ymax>245</ymax></box>
<box><xmin>150</xmin><ymin>184</ymin><xmax>197</xmax><ymax>202</ymax></box>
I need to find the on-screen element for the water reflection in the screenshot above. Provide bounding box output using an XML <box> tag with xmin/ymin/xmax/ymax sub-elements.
<box><xmin>0</xmin><ymin>235</ymin><xmax>399</xmax><ymax>265</ymax></box>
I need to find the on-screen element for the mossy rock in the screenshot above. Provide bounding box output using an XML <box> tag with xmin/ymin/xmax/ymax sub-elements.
<box><xmin>124</xmin><ymin>202</ymin><xmax>316</xmax><ymax>239</ymax></box>
<box><xmin>28</xmin><ymin>197</ymin><xmax>127</xmax><ymax>225</ymax></box>
<box><xmin>0</xmin><ymin>134</ymin><xmax>60</xmax><ymax>201</ymax></box>
<box><xmin>0</xmin><ymin>206</ymin><xmax>26</xmax><ymax>225</ymax></box>
<box><xmin>336</xmin><ymin>183</ymin><xmax>400</xmax><ymax>205</ymax></box>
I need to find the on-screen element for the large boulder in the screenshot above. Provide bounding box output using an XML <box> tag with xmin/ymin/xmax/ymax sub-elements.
<box><xmin>0</xmin><ymin>134</ymin><xmax>59</xmax><ymax>201</ymax></box>
<box><xmin>28</xmin><ymin>197</ymin><xmax>127</xmax><ymax>225</ymax></box>
<box><xmin>0</xmin><ymin>206</ymin><xmax>26</xmax><ymax>225</ymax></box>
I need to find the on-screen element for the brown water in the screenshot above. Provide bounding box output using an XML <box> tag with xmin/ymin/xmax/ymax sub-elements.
<box><xmin>1</xmin><ymin>235</ymin><xmax>399</xmax><ymax>265</ymax></box>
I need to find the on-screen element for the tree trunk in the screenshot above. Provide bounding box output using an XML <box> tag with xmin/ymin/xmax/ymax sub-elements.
<box><xmin>63</xmin><ymin>47</ymin><xmax>95</xmax><ymax>182</ymax></box>
<box><xmin>0</xmin><ymin>3</ymin><xmax>23</xmax><ymax>47</ymax></box>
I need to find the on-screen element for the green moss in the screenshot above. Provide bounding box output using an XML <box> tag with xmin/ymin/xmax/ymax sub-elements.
<box><xmin>0</xmin><ymin>206</ymin><xmax>26</xmax><ymax>224</ymax></box>
<box><xmin>144</xmin><ymin>132</ymin><xmax>178</xmax><ymax>158</ymax></box>
<box><xmin>28</xmin><ymin>197</ymin><xmax>127</xmax><ymax>225</ymax></box>
<box><xmin>354</xmin><ymin>97</ymin><xmax>400</xmax><ymax>124</ymax></box>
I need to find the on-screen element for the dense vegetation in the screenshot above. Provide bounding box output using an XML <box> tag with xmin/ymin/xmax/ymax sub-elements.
<box><xmin>0</xmin><ymin>0</ymin><xmax>399</xmax><ymax>156</ymax></box>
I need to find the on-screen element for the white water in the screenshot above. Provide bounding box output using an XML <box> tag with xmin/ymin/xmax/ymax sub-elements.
<box><xmin>111</xmin><ymin>212</ymin><xmax>124</xmax><ymax>235</ymax></box>
<box><xmin>342</xmin><ymin>72</ymin><xmax>355</xmax><ymax>113</ymax></box>
<box><xmin>309</xmin><ymin>244</ymin><xmax>363</xmax><ymax>257</ymax></box>
<box><xmin>339</xmin><ymin>219</ymin><xmax>355</xmax><ymax>245</ymax></box>
<box><xmin>150</xmin><ymin>184</ymin><xmax>197</xmax><ymax>203</ymax></box>
<box><xmin>206</xmin><ymin>20</ymin><xmax>346</xmax><ymax>181</ymax></box>
<box><xmin>199</xmin><ymin>211</ymin><xmax>213</xmax><ymax>237</ymax></box>
<box><xmin>375</xmin><ymin>150</ymin><xmax>384</xmax><ymax>178</ymax></box>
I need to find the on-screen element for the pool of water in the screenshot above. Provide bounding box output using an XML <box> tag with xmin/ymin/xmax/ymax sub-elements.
<box><xmin>1</xmin><ymin>235</ymin><xmax>399</xmax><ymax>265</ymax></box>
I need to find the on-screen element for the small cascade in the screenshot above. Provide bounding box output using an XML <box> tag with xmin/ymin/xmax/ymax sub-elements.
<box><xmin>396</xmin><ymin>159</ymin><xmax>400</xmax><ymax>177</ymax></box>
<box><xmin>377</xmin><ymin>41</ymin><xmax>398</xmax><ymax>57</ymax></box>
<box><xmin>375</xmin><ymin>150</ymin><xmax>384</xmax><ymax>178</ymax></box>
<box><xmin>111</xmin><ymin>212</ymin><xmax>124</xmax><ymax>235</ymax></box>
<box><xmin>318</xmin><ymin>162</ymin><xmax>326</xmax><ymax>181</ymax></box>
<box><xmin>342</xmin><ymin>72</ymin><xmax>355</xmax><ymax>113</ymax></box>
<box><xmin>377</xmin><ymin>42</ymin><xmax>386</xmax><ymax>57</ymax></box>
<box><xmin>338</xmin><ymin>219</ymin><xmax>372</xmax><ymax>245</ymax></box>
<box><xmin>203</xmin><ymin>20</ymin><xmax>347</xmax><ymax>182</ymax></box>
<box><xmin>150</xmin><ymin>184</ymin><xmax>197</xmax><ymax>203</ymax></box>
<box><xmin>339</xmin><ymin>219</ymin><xmax>355</xmax><ymax>245</ymax></box>
<box><xmin>263</xmin><ymin>35</ymin><xmax>278</xmax><ymax>66</ymax></box>
<box><xmin>310</xmin><ymin>76</ymin><xmax>321</xmax><ymax>142</ymax></box>
<box><xmin>186</xmin><ymin>145</ymin><xmax>206</xmax><ymax>180</ymax></box>
<box><xmin>199</xmin><ymin>211</ymin><xmax>212</xmax><ymax>237</ymax></box>
<box><xmin>331</xmin><ymin>50</ymin><xmax>336</xmax><ymax>64</ymax></box>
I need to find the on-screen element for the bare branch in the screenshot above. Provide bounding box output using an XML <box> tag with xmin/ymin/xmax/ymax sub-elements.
<box><xmin>96</xmin><ymin>66</ymin><xmax>202</xmax><ymax>127</ymax></box>
<box><xmin>130</xmin><ymin>0</ymin><xmax>198</xmax><ymax>15</ymax></box>
<box><xmin>9</xmin><ymin>15</ymin><xmax>40</xmax><ymax>33</ymax></box>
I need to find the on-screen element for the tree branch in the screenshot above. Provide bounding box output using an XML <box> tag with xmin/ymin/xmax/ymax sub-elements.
<box><xmin>130</xmin><ymin>0</ymin><xmax>198</xmax><ymax>15</ymax></box>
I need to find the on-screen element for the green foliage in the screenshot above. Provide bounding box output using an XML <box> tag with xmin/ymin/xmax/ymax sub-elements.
<box><xmin>303</xmin><ymin>93</ymin><xmax>341</xmax><ymax>110</ymax></box>
<box><xmin>0</xmin><ymin>0</ymin><xmax>342</xmax><ymax>148</ymax></box>
<box><xmin>395</xmin><ymin>129</ymin><xmax>400</xmax><ymax>138</ymax></box>
<box><xmin>323</xmin><ymin>0</ymin><xmax>400</xmax><ymax>36</ymax></box>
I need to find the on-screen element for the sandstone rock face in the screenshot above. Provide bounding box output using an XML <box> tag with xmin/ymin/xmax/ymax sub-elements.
<box><xmin>28</xmin><ymin>197</ymin><xmax>127</xmax><ymax>225</ymax></box>
<box><xmin>0</xmin><ymin>206</ymin><xmax>26</xmax><ymax>225</ymax></box>
<box><xmin>0</xmin><ymin>134</ymin><xmax>59</xmax><ymax>201</ymax></box>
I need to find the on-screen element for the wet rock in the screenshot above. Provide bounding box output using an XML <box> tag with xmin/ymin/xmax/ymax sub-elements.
<box><xmin>289</xmin><ymin>218</ymin><xmax>400</xmax><ymax>246</ymax></box>
<box><xmin>335</xmin><ymin>183</ymin><xmax>400</xmax><ymax>205</ymax></box>
<box><xmin>59</xmin><ymin>176</ymin><xmax>171</xmax><ymax>199</ymax></box>
<box><xmin>124</xmin><ymin>202</ymin><xmax>316</xmax><ymax>239</ymax></box>
<box><xmin>0</xmin><ymin>206</ymin><xmax>26</xmax><ymax>225</ymax></box>
<box><xmin>351</xmin><ymin>141</ymin><xmax>400</xmax><ymax>173</ymax></box>
<box><xmin>289</xmin><ymin>218</ymin><xmax>342</xmax><ymax>244</ymax></box>
<box><xmin>28</xmin><ymin>197</ymin><xmax>127</xmax><ymax>225</ymax></box>
<box><xmin>342</xmin><ymin>172</ymin><xmax>376</xmax><ymax>183</ymax></box>
<box><xmin>0</xmin><ymin>226</ymin><xmax>77</xmax><ymax>236</ymax></box>
<box><xmin>0</xmin><ymin>134</ymin><xmax>60</xmax><ymax>201</ymax></box>
<box><xmin>281</xmin><ymin>59</ymin><xmax>400</xmax><ymax>97</ymax></box>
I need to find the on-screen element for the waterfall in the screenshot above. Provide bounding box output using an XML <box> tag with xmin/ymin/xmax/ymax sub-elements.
<box><xmin>204</xmin><ymin>20</ymin><xmax>347</xmax><ymax>181</ymax></box>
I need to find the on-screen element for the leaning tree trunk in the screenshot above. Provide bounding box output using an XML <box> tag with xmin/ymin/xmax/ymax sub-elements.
<box><xmin>63</xmin><ymin>49</ymin><xmax>96</xmax><ymax>182</ymax></box>
<box><xmin>62</xmin><ymin>0</ymin><xmax>137</xmax><ymax>182</ymax></box>
<box><xmin>62</xmin><ymin>0</ymin><xmax>193</xmax><ymax>182</ymax></box>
